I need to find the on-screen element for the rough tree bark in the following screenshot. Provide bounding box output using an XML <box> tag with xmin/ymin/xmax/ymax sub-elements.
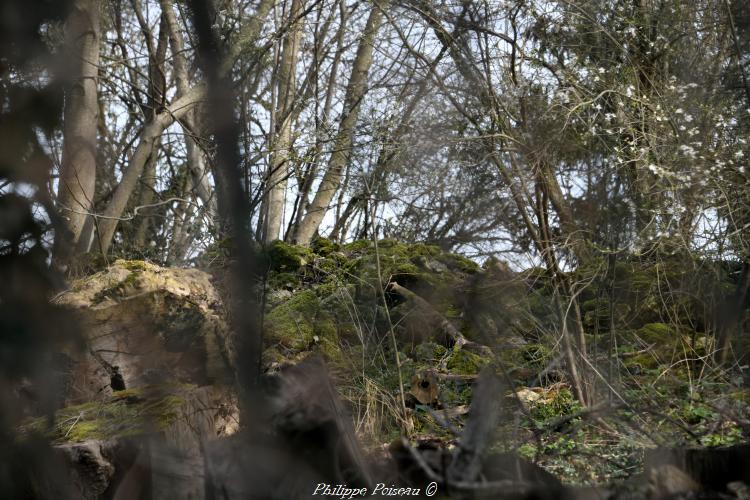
<box><xmin>133</xmin><ymin>11</ymin><xmax>169</xmax><ymax>247</ymax></box>
<box><xmin>286</xmin><ymin>0</ymin><xmax>347</xmax><ymax>241</ymax></box>
<box><xmin>292</xmin><ymin>1</ymin><xmax>387</xmax><ymax>245</ymax></box>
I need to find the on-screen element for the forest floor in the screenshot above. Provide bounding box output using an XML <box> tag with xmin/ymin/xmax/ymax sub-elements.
<box><xmin>256</xmin><ymin>238</ymin><xmax>750</xmax><ymax>485</ymax></box>
<box><xmin>22</xmin><ymin>238</ymin><xmax>750</xmax><ymax>489</ymax></box>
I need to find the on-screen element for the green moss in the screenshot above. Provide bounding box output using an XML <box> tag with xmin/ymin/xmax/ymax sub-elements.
<box><xmin>438</xmin><ymin>253</ymin><xmax>480</xmax><ymax>274</ymax></box>
<box><xmin>314</xmin><ymin>313</ymin><xmax>338</xmax><ymax>339</ymax></box>
<box><xmin>264</xmin><ymin>289</ymin><xmax>340</xmax><ymax>353</ymax></box>
<box><xmin>376</xmin><ymin>238</ymin><xmax>399</xmax><ymax>248</ymax></box>
<box><xmin>393</xmin><ymin>261</ymin><xmax>422</xmax><ymax>276</ymax></box>
<box><xmin>65</xmin><ymin>420</ymin><xmax>105</xmax><ymax>441</ymax></box>
<box><xmin>267</xmin><ymin>272</ymin><xmax>298</xmax><ymax>291</ymax></box>
<box><xmin>497</xmin><ymin>346</ymin><xmax>524</xmax><ymax>373</ymax></box>
<box><xmin>315</xmin><ymin>333</ymin><xmax>343</xmax><ymax>364</ymax></box>
<box><xmin>311</xmin><ymin>237</ymin><xmax>340</xmax><ymax>256</ymax></box>
<box><xmin>624</xmin><ymin>352</ymin><xmax>661</xmax><ymax>370</ymax></box>
<box><xmin>445</xmin><ymin>348</ymin><xmax>489</xmax><ymax>375</ymax></box>
<box><xmin>91</xmin><ymin>270</ymin><xmax>142</xmax><ymax>304</ymax></box>
<box><xmin>264</xmin><ymin>290</ymin><xmax>320</xmax><ymax>349</ymax></box>
<box><xmin>118</xmin><ymin>260</ymin><xmax>151</xmax><ymax>272</ymax></box>
<box><xmin>413</xmin><ymin>342</ymin><xmax>448</xmax><ymax>364</ymax></box>
<box><xmin>440</xmin><ymin>382</ymin><xmax>473</xmax><ymax>406</ymax></box>
<box><xmin>313</xmin><ymin>253</ymin><xmax>346</xmax><ymax>275</ymax></box>
<box><xmin>636</xmin><ymin>323</ymin><xmax>676</xmax><ymax>344</ymax></box>
<box><xmin>410</xmin><ymin>243</ymin><xmax>442</xmax><ymax>258</ymax></box>
<box><xmin>342</xmin><ymin>240</ymin><xmax>373</xmax><ymax>253</ymax></box>
<box><xmin>111</xmin><ymin>387</ymin><xmax>144</xmax><ymax>399</ymax></box>
<box><xmin>20</xmin><ymin>386</ymin><xmax>188</xmax><ymax>444</ymax></box>
<box><xmin>729</xmin><ymin>389</ymin><xmax>750</xmax><ymax>403</ymax></box>
<box><xmin>267</xmin><ymin>241</ymin><xmax>312</xmax><ymax>272</ymax></box>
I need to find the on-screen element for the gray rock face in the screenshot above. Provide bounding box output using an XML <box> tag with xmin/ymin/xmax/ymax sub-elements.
<box><xmin>54</xmin><ymin>260</ymin><xmax>234</xmax><ymax>402</ymax></box>
<box><xmin>25</xmin><ymin>260</ymin><xmax>243</xmax><ymax>499</ymax></box>
<box><xmin>56</xmin><ymin>441</ymin><xmax>117</xmax><ymax>499</ymax></box>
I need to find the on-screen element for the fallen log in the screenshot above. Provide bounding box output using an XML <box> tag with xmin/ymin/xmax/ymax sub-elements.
<box><xmin>387</xmin><ymin>282</ymin><xmax>491</xmax><ymax>357</ymax></box>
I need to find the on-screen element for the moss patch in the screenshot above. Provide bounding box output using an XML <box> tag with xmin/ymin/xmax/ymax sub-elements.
<box><xmin>636</xmin><ymin>323</ymin><xmax>676</xmax><ymax>344</ymax></box>
<box><xmin>311</xmin><ymin>237</ymin><xmax>340</xmax><ymax>256</ymax></box>
<box><xmin>266</xmin><ymin>240</ymin><xmax>312</xmax><ymax>272</ymax></box>
<box><xmin>264</xmin><ymin>289</ymin><xmax>339</xmax><ymax>359</ymax></box>
<box><xmin>445</xmin><ymin>348</ymin><xmax>489</xmax><ymax>375</ymax></box>
<box><xmin>413</xmin><ymin>342</ymin><xmax>448</xmax><ymax>365</ymax></box>
<box><xmin>20</xmin><ymin>386</ymin><xmax>188</xmax><ymax>443</ymax></box>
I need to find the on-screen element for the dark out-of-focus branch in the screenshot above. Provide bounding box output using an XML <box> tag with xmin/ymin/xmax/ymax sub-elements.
<box><xmin>187</xmin><ymin>0</ymin><xmax>264</xmax><ymax>415</ymax></box>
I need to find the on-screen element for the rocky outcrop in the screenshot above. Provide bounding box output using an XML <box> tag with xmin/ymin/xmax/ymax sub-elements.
<box><xmin>19</xmin><ymin>260</ymin><xmax>240</xmax><ymax>498</ymax></box>
<box><xmin>26</xmin><ymin>384</ymin><xmax>238</xmax><ymax>499</ymax></box>
<box><xmin>55</xmin><ymin>259</ymin><xmax>233</xmax><ymax>402</ymax></box>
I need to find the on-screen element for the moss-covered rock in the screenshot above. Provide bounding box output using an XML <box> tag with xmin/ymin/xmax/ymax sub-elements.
<box><xmin>266</xmin><ymin>240</ymin><xmax>312</xmax><ymax>272</ymax></box>
<box><xmin>445</xmin><ymin>348</ymin><xmax>489</xmax><ymax>375</ymax></box>
<box><xmin>413</xmin><ymin>342</ymin><xmax>448</xmax><ymax>365</ymax></box>
<box><xmin>55</xmin><ymin>260</ymin><xmax>233</xmax><ymax>402</ymax></box>
<box><xmin>19</xmin><ymin>384</ymin><xmax>238</xmax><ymax>498</ymax></box>
<box><xmin>311</xmin><ymin>237</ymin><xmax>340</xmax><ymax>256</ymax></box>
<box><xmin>21</xmin><ymin>384</ymin><xmax>235</xmax><ymax>444</ymax></box>
<box><xmin>265</xmin><ymin>290</ymin><xmax>323</xmax><ymax>349</ymax></box>
<box><xmin>263</xmin><ymin>289</ymin><xmax>341</xmax><ymax>363</ymax></box>
<box><xmin>637</xmin><ymin>322</ymin><xmax>677</xmax><ymax>344</ymax></box>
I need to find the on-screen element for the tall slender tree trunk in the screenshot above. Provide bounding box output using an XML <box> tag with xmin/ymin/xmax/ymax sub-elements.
<box><xmin>286</xmin><ymin>0</ymin><xmax>347</xmax><ymax>241</ymax></box>
<box><xmin>133</xmin><ymin>12</ymin><xmax>169</xmax><ymax>248</ymax></box>
<box><xmin>293</xmin><ymin>1</ymin><xmax>387</xmax><ymax>245</ymax></box>
<box><xmin>264</xmin><ymin>0</ymin><xmax>304</xmax><ymax>242</ymax></box>
<box><xmin>54</xmin><ymin>0</ymin><xmax>101</xmax><ymax>265</ymax></box>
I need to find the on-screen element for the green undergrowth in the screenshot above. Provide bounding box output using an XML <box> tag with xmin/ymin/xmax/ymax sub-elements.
<box><xmin>260</xmin><ymin>239</ymin><xmax>483</xmax><ymax>363</ymax></box>
<box><xmin>20</xmin><ymin>386</ymin><xmax>190</xmax><ymax>443</ymax></box>
<box><xmin>53</xmin><ymin>239</ymin><xmax>749</xmax><ymax>487</ymax></box>
<box><xmin>257</xmin><ymin>239</ymin><xmax>749</xmax><ymax>486</ymax></box>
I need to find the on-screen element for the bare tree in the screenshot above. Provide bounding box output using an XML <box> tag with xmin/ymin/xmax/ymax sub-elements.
<box><xmin>292</xmin><ymin>0</ymin><xmax>388</xmax><ymax>245</ymax></box>
<box><xmin>82</xmin><ymin>0</ymin><xmax>275</xmax><ymax>255</ymax></box>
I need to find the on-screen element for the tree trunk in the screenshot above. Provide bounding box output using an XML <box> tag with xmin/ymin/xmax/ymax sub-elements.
<box><xmin>263</xmin><ymin>0</ymin><xmax>304</xmax><ymax>242</ymax></box>
<box><xmin>85</xmin><ymin>95</ymin><xmax>192</xmax><ymax>255</ymax></box>
<box><xmin>54</xmin><ymin>0</ymin><xmax>101</xmax><ymax>265</ymax></box>
<box><xmin>292</xmin><ymin>1</ymin><xmax>387</xmax><ymax>245</ymax></box>
<box><xmin>286</xmin><ymin>0</ymin><xmax>347</xmax><ymax>241</ymax></box>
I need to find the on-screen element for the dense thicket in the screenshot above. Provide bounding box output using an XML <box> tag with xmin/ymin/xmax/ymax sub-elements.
<box><xmin>1</xmin><ymin>0</ymin><xmax>749</xmax><ymax>496</ymax></box>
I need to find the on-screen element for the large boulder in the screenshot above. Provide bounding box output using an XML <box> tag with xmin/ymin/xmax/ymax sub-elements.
<box><xmin>19</xmin><ymin>260</ymin><xmax>241</xmax><ymax>499</ymax></box>
<box><xmin>55</xmin><ymin>260</ymin><xmax>234</xmax><ymax>402</ymax></box>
